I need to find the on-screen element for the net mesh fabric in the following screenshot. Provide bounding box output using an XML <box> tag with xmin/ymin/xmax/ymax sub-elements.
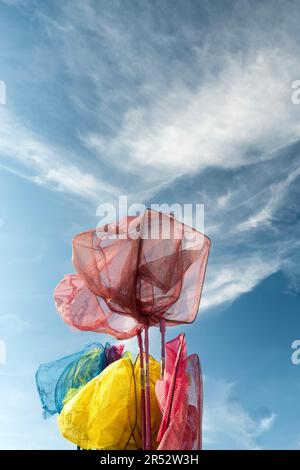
<box><xmin>57</xmin><ymin>355</ymin><xmax>161</xmax><ymax>450</ymax></box>
<box><xmin>155</xmin><ymin>335</ymin><xmax>202</xmax><ymax>450</ymax></box>
<box><xmin>54</xmin><ymin>274</ymin><xmax>141</xmax><ymax>339</ymax></box>
<box><xmin>105</xmin><ymin>344</ymin><xmax>125</xmax><ymax>365</ymax></box>
<box><xmin>69</xmin><ymin>209</ymin><xmax>210</xmax><ymax>330</ymax></box>
<box><xmin>35</xmin><ymin>343</ymin><xmax>123</xmax><ymax>418</ymax></box>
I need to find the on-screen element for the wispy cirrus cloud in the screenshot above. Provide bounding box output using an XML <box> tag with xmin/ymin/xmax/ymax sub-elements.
<box><xmin>38</xmin><ymin>1</ymin><xmax>300</xmax><ymax>183</ymax></box>
<box><xmin>1</xmin><ymin>0</ymin><xmax>300</xmax><ymax>310</ymax></box>
<box><xmin>0</xmin><ymin>108</ymin><xmax>118</xmax><ymax>203</ymax></box>
<box><xmin>83</xmin><ymin>50</ymin><xmax>300</xmax><ymax>183</ymax></box>
<box><xmin>202</xmin><ymin>256</ymin><xmax>281</xmax><ymax>310</ymax></box>
<box><xmin>203</xmin><ymin>377</ymin><xmax>276</xmax><ymax>449</ymax></box>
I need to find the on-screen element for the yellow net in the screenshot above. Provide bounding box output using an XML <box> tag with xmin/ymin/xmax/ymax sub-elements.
<box><xmin>58</xmin><ymin>355</ymin><xmax>161</xmax><ymax>450</ymax></box>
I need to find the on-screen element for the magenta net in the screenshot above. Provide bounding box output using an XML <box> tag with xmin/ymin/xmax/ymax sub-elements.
<box><xmin>105</xmin><ymin>343</ymin><xmax>125</xmax><ymax>365</ymax></box>
<box><xmin>155</xmin><ymin>335</ymin><xmax>202</xmax><ymax>450</ymax></box>
<box><xmin>70</xmin><ymin>209</ymin><xmax>210</xmax><ymax>329</ymax></box>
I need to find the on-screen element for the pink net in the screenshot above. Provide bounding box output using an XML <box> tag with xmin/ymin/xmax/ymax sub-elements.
<box><xmin>71</xmin><ymin>209</ymin><xmax>210</xmax><ymax>328</ymax></box>
<box><xmin>155</xmin><ymin>334</ymin><xmax>202</xmax><ymax>450</ymax></box>
<box><xmin>54</xmin><ymin>274</ymin><xmax>141</xmax><ymax>339</ymax></box>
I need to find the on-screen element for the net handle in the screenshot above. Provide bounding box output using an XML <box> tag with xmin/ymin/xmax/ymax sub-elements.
<box><xmin>137</xmin><ymin>330</ymin><xmax>146</xmax><ymax>450</ymax></box>
<box><xmin>144</xmin><ymin>326</ymin><xmax>152</xmax><ymax>450</ymax></box>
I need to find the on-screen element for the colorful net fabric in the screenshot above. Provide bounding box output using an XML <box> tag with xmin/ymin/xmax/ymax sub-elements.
<box><xmin>35</xmin><ymin>343</ymin><xmax>123</xmax><ymax>418</ymax></box>
<box><xmin>69</xmin><ymin>209</ymin><xmax>210</xmax><ymax>329</ymax></box>
<box><xmin>105</xmin><ymin>343</ymin><xmax>126</xmax><ymax>365</ymax></box>
<box><xmin>58</xmin><ymin>355</ymin><xmax>161</xmax><ymax>450</ymax></box>
<box><xmin>155</xmin><ymin>334</ymin><xmax>202</xmax><ymax>450</ymax></box>
<box><xmin>54</xmin><ymin>274</ymin><xmax>141</xmax><ymax>339</ymax></box>
<box><xmin>51</xmin><ymin>209</ymin><xmax>209</xmax><ymax>451</ymax></box>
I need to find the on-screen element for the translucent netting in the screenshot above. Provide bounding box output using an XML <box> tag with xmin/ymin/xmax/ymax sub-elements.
<box><xmin>105</xmin><ymin>343</ymin><xmax>125</xmax><ymax>365</ymax></box>
<box><xmin>35</xmin><ymin>343</ymin><xmax>123</xmax><ymax>418</ymax></box>
<box><xmin>155</xmin><ymin>334</ymin><xmax>202</xmax><ymax>450</ymax></box>
<box><xmin>54</xmin><ymin>274</ymin><xmax>141</xmax><ymax>339</ymax></box>
<box><xmin>70</xmin><ymin>209</ymin><xmax>210</xmax><ymax>330</ymax></box>
<box><xmin>58</xmin><ymin>355</ymin><xmax>161</xmax><ymax>450</ymax></box>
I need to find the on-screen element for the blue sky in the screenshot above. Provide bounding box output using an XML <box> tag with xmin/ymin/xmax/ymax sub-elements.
<box><xmin>0</xmin><ymin>0</ymin><xmax>300</xmax><ymax>449</ymax></box>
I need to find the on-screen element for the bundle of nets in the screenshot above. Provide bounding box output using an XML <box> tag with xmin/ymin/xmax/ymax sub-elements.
<box><xmin>58</xmin><ymin>355</ymin><xmax>161</xmax><ymax>450</ymax></box>
<box><xmin>36</xmin><ymin>342</ymin><xmax>124</xmax><ymax>418</ymax></box>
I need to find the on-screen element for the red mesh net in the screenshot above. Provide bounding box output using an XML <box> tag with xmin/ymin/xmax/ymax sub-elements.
<box><xmin>155</xmin><ymin>334</ymin><xmax>202</xmax><ymax>450</ymax></box>
<box><xmin>54</xmin><ymin>274</ymin><xmax>141</xmax><ymax>339</ymax></box>
<box><xmin>71</xmin><ymin>209</ymin><xmax>210</xmax><ymax>328</ymax></box>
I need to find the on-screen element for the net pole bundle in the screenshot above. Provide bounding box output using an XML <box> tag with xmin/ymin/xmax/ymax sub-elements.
<box><xmin>144</xmin><ymin>326</ymin><xmax>152</xmax><ymax>450</ymax></box>
<box><xmin>137</xmin><ymin>330</ymin><xmax>146</xmax><ymax>450</ymax></box>
<box><xmin>138</xmin><ymin>321</ymin><xmax>166</xmax><ymax>450</ymax></box>
<box><xmin>53</xmin><ymin>209</ymin><xmax>211</xmax><ymax>450</ymax></box>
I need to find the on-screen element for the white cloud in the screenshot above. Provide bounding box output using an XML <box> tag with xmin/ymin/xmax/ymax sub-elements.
<box><xmin>0</xmin><ymin>108</ymin><xmax>118</xmax><ymax>203</ymax></box>
<box><xmin>83</xmin><ymin>50</ymin><xmax>300</xmax><ymax>183</ymax></box>
<box><xmin>34</xmin><ymin>1</ymin><xmax>300</xmax><ymax>184</ymax></box>
<box><xmin>1</xmin><ymin>0</ymin><xmax>300</xmax><ymax>312</ymax></box>
<box><xmin>201</xmin><ymin>257</ymin><xmax>281</xmax><ymax>310</ymax></box>
<box><xmin>203</xmin><ymin>377</ymin><xmax>276</xmax><ymax>449</ymax></box>
<box><xmin>236</xmin><ymin>165</ymin><xmax>300</xmax><ymax>233</ymax></box>
<box><xmin>259</xmin><ymin>413</ymin><xmax>277</xmax><ymax>432</ymax></box>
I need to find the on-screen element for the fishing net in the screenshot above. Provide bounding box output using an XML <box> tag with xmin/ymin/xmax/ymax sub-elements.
<box><xmin>58</xmin><ymin>355</ymin><xmax>161</xmax><ymax>450</ymax></box>
<box><xmin>70</xmin><ymin>209</ymin><xmax>210</xmax><ymax>328</ymax></box>
<box><xmin>155</xmin><ymin>335</ymin><xmax>202</xmax><ymax>450</ymax></box>
<box><xmin>54</xmin><ymin>274</ymin><xmax>141</xmax><ymax>339</ymax></box>
<box><xmin>35</xmin><ymin>343</ymin><xmax>123</xmax><ymax>418</ymax></box>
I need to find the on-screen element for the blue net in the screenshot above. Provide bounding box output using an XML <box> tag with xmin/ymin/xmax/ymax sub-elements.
<box><xmin>36</xmin><ymin>343</ymin><xmax>123</xmax><ymax>418</ymax></box>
